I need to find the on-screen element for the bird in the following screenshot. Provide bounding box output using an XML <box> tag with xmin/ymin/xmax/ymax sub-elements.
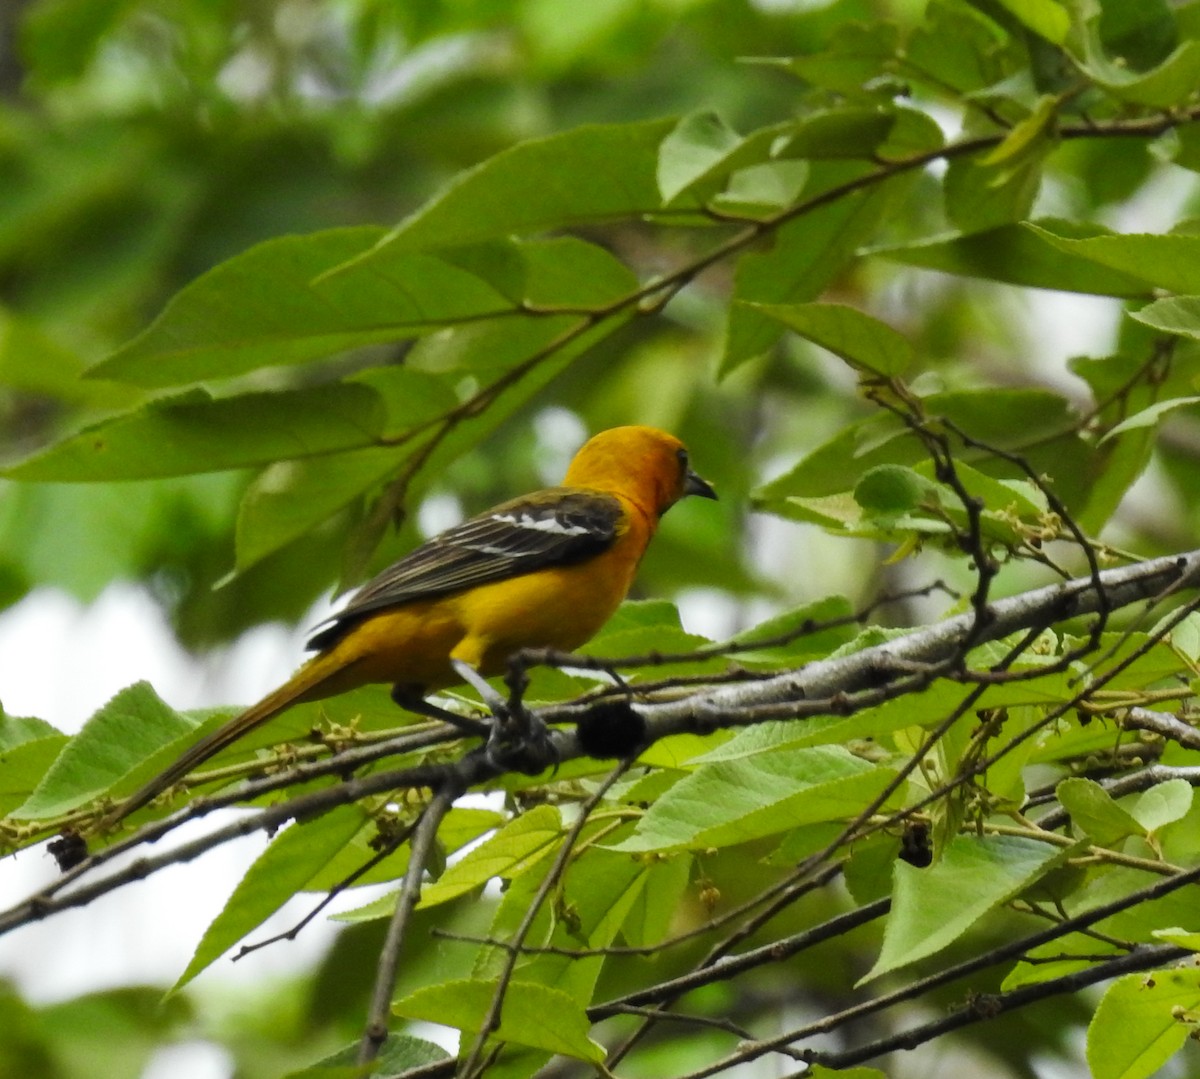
<box><xmin>101</xmin><ymin>425</ymin><xmax>716</xmax><ymax>828</ymax></box>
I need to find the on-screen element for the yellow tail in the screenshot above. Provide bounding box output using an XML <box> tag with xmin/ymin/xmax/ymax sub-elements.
<box><xmin>102</xmin><ymin>650</ymin><xmax>357</xmax><ymax>830</ymax></box>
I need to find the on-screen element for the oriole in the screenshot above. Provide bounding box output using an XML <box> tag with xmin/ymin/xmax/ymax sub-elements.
<box><xmin>105</xmin><ymin>425</ymin><xmax>716</xmax><ymax>827</ymax></box>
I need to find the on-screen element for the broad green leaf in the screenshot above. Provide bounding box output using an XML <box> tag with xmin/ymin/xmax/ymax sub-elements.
<box><xmin>295</xmin><ymin>1034</ymin><xmax>449</xmax><ymax>1079</ymax></box>
<box><xmin>306</xmin><ymin>805</ymin><xmax>503</xmax><ymax>896</ymax></box>
<box><xmin>235</xmin><ymin>447</ymin><xmax>409</xmax><ymax>574</ymax></box>
<box><xmin>722</xmin><ymin>165</ymin><xmax>907</xmax><ymax>374</ymax></box>
<box><xmin>981</xmin><ymin>95</ymin><xmax>1060</xmax><ymax>166</ymax></box>
<box><xmin>751</xmin><ymin>302</ymin><xmax>915</xmax><ymax>376</ymax></box>
<box><xmin>1029</xmin><ymin>227</ymin><xmax>1200</xmax><ymax>294</ymax></box>
<box><xmin>864</xmin><ymin>834</ymin><xmax>1065</xmax><ymax>981</ymax></box>
<box><xmin>781</xmin><ymin>21</ymin><xmax>901</xmax><ymax>95</ymax></box>
<box><xmin>5</xmin><ymin>383</ymin><xmax>388</xmax><ymax>482</ymax></box>
<box><xmin>614</xmin><ymin>746</ymin><xmax>896</xmax><ymax>852</ymax></box>
<box><xmin>854</xmin><ymin>465</ymin><xmax>936</xmax><ymax>516</ymax></box>
<box><xmin>1057</xmin><ymin>778</ymin><xmax>1146</xmax><ymax>846</ymax></box>
<box><xmin>1130</xmin><ymin>296</ymin><xmax>1200</xmax><ymax>341</ymax></box>
<box><xmin>994</xmin><ymin>0</ymin><xmax>1070</xmax><ymax>43</ymax></box>
<box><xmin>756</xmin><ymin>388</ymin><xmax>1076</xmax><ymax>501</ymax></box>
<box><xmin>723</xmin><ymin>595</ymin><xmax>858</xmax><ymax>667</ymax></box>
<box><xmin>1105</xmin><ymin>398</ymin><xmax>1200</xmax><ymax>442</ymax></box>
<box><xmin>418</xmin><ymin>805</ymin><xmax>562</xmax><ymax>908</ymax></box>
<box><xmin>807</xmin><ymin>1067</ymin><xmax>887</xmax><ymax>1079</ymax></box>
<box><xmin>1003</xmin><ymin>932</ymin><xmax>1120</xmax><ymax>990</ymax></box>
<box><xmin>657</xmin><ymin>112</ymin><xmax>743</xmax><ymax>204</ymax></box>
<box><xmin>0</xmin><ymin>734</ymin><xmax>69</xmax><ymax>817</ymax></box>
<box><xmin>1152</xmin><ymin>927</ymin><xmax>1200</xmax><ymax>950</ymax></box>
<box><xmin>344</xmin><ymin>234</ymin><xmax>637</xmax><ymax>313</ymax></box>
<box><xmin>0</xmin><ymin>710</ymin><xmax>61</xmax><ymax>750</ymax></box>
<box><xmin>590</xmin><ymin>599</ymin><xmax>682</xmax><ymax>637</ymax></box>
<box><xmin>621</xmin><ymin>854</ymin><xmax>692</xmax><ymax>948</ymax></box>
<box><xmin>90</xmin><ymin>228</ymin><xmax>524</xmax><ymax>387</ymax></box>
<box><xmin>349</xmin><ymin>118</ymin><xmax>677</xmax><ymax>261</ymax></box>
<box><xmin>1071</xmin><ymin>31</ymin><xmax>1200</xmax><ymax>108</ymax></box>
<box><xmin>711</xmin><ymin>160</ymin><xmax>809</xmax><ymax>218</ymax></box>
<box><xmin>508</xmin><ymin>235</ymin><xmax>638</xmax><ymax>306</ymax></box>
<box><xmin>233</xmin><ymin>368</ymin><xmax>458</xmax><ymax>572</ymax></box>
<box><xmin>1087</xmin><ymin>969</ymin><xmax>1200</xmax><ymax>1079</ymax></box>
<box><xmin>481</xmin><ymin>847</ymin><xmax>648</xmax><ymax>1003</ymax></box>
<box><xmin>175</xmin><ymin>805</ymin><xmax>368</xmax><ymax>989</ymax></box>
<box><xmin>943</xmin><ymin>149</ymin><xmax>1045</xmax><ymax>233</ymax></box>
<box><xmin>15</xmin><ymin>682</ymin><xmax>193</xmax><ymax>819</ymax></box>
<box><xmin>1131</xmin><ymin>780</ymin><xmax>1193</xmax><ymax>833</ymax></box>
<box><xmin>393</xmin><ymin>979</ymin><xmax>604</xmax><ymax>1063</ymax></box>
<box><xmin>903</xmin><ymin>0</ymin><xmax>1026</xmax><ymax>98</ymax></box>
<box><xmin>873</xmin><ymin>220</ymin><xmax>1154</xmax><ymax>297</ymax></box>
<box><xmin>783</xmin><ymin>106</ymin><xmax>918</xmax><ymax>160</ymax></box>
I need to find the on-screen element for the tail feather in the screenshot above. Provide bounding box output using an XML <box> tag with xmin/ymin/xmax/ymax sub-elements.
<box><xmin>102</xmin><ymin>652</ymin><xmax>356</xmax><ymax>830</ymax></box>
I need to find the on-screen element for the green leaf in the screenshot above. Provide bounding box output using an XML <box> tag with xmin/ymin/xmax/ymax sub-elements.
<box><xmin>981</xmin><ymin>95</ymin><xmax>1061</xmax><ymax>166</ymax></box>
<box><xmin>0</xmin><ymin>710</ymin><xmax>62</xmax><ymax>751</ymax></box>
<box><xmin>615</xmin><ymin>746</ymin><xmax>896</xmax><ymax>852</ymax></box>
<box><xmin>509</xmin><ymin>235</ymin><xmax>638</xmax><ymax>306</ymax></box>
<box><xmin>1070</xmin><ymin>31</ymin><xmax>1200</xmax><ymax>107</ymax></box>
<box><xmin>1057</xmin><ymin>778</ymin><xmax>1145</xmax><ymax>846</ymax></box>
<box><xmin>1151</xmin><ymin>927</ymin><xmax>1200</xmax><ymax>951</ymax></box>
<box><xmin>232</xmin><ymin>369</ymin><xmax>458</xmax><ymax>572</ymax></box>
<box><xmin>1087</xmin><ymin>968</ymin><xmax>1200</xmax><ymax>1079</ymax></box>
<box><xmin>1029</xmin><ymin>226</ymin><xmax>1200</xmax><ymax>294</ymax></box>
<box><xmin>854</xmin><ymin>465</ymin><xmax>936</xmax><ymax>516</ymax></box>
<box><xmin>781</xmin><ymin>21</ymin><xmax>901</xmax><ymax>95</ymax></box>
<box><xmin>89</xmin><ymin>228</ymin><xmax>525</xmax><ymax>387</ymax></box>
<box><xmin>756</xmin><ymin>388</ymin><xmax>1076</xmax><ymax>501</ymax></box>
<box><xmin>807</xmin><ymin>1067</ymin><xmax>888</xmax><ymax>1079</ymax></box>
<box><xmin>864</xmin><ymin>834</ymin><xmax>1065</xmax><ymax>981</ymax></box>
<box><xmin>5</xmin><ymin>383</ymin><xmax>391</xmax><ymax>482</ymax></box>
<box><xmin>722</xmin><ymin>165</ymin><xmax>907</xmax><ymax>374</ymax></box>
<box><xmin>657</xmin><ymin>112</ymin><xmax>743</xmax><ymax>204</ymax></box>
<box><xmin>994</xmin><ymin>0</ymin><xmax>1070</xmax><ymax>43</ymax></box>
<box><xmin>175</xmin><ymin>805</ymin><xmax>368</xmax><ymax>989</ymax></box>
<box><xmin>1100</xmin><ymin>397</ymin><xmax>1200</xmax><ymax>443</ymax></box>
<box><xmin>1131</xmin><ymin>780</ymin><xmax>1193</xmax><ymax>834</ymax></box>
<box><xmin>15</xmin><ymin>682</ymin><xmax>193</xmax><ymax>819</ymax></box>
<box><xmin>711</xmin><ymin>160</ymin><xmax>809</xmax><ymax>217</ymax></box>
<box><xmin>621</xmin><ymin>854</ymin><xmax>692</xmax><ymax>948</ymax></box>
<box><xmin>393</xmin><ymin>979</ymin><xmax>604</xmax><ymax>1063</ymax></box>
<box><xmin>294</xmin><ymin>1034</ymin><xmax>449</xmax><ymax>1079</ymax></box>
<box><xmin>581</xmin><ymin>598</ymin><xmax>716</xmax><ymax>667</ymax></box>
<box><xmin>418</xmin><ymin>805</ymin><xmax>562</xmax><ymax>908</ymax></box>
<box><xmin>1130</xmin><ymin>295</ymin><xmax>1200</xmax><ymax>340</ymax></box>
<box><xmin>943</xmin><ymin>149</ymin><xmax>1045</xmax><ymax>233</ymax></box>
<box><xmin>723</xmin><ymin>595</ymin><xmax>858</xmax><ymax>667</ymax></box>
<box><xmin>349</xmin><ymin>118</ymin><xmax>677</xmax><ymax>260</ymax></box>
<box><xmin>751</xmin><ymin>302</ymin><xmax>915</xmax><ymax>376</ymax></box>
<box><xmin>873</xmin><ymin>220</ymin><xmax>1154</xmax><ymax>297</ymax></box>
<box><xmin>0</xmin><ymin>734</ymin><xmax>69</xmax><ymax>817</ymax></box>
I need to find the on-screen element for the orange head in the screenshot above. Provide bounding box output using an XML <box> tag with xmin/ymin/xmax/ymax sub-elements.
<box><xmin>563</xmin><ymin>425</ymin><xmax>717</xmax><ymax>517</ymax></box>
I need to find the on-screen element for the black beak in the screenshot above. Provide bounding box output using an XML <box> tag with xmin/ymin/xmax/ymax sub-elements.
<box><xmin>684</xmin><ymin>469</ymin><xmax>718</xmax><ymax>500</ymax></box>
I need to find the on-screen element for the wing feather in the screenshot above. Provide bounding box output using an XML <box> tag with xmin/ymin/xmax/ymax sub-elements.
<box><xmin>307</xmin><ymin>488</ymin><xmax>623</xmax><ymax>650</ymax></box>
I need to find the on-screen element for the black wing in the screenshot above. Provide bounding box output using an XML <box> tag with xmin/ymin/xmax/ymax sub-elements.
<box><xmin>307</xmin><ymin>488</ymin><xmax>623</xmax><ymax>650</ymax></box>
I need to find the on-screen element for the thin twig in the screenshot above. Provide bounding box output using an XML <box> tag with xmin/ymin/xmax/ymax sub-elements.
<box><xmin>358</xmin><ymin>778</ymin><xmax>462</xmax><ymax>1066</ymax></box>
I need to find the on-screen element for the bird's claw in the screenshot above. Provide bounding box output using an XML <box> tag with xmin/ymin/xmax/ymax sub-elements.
<box><xmin>485</xmin><ymin>707</ymin><xmax>559</xmax><ymax>776</ymax></box>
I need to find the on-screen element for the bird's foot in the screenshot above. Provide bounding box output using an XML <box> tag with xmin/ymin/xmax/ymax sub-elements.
<box><xmin>485</xmin><ymin>705</ymin><xmax>559</xmax><ymax>776</ymax></box>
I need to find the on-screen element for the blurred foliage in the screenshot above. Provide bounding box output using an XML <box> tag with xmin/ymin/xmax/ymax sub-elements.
<box><xmin>7</xmin><ymin>0</ymin><xmax>1200</xmax><ymax>1077</ymax></box>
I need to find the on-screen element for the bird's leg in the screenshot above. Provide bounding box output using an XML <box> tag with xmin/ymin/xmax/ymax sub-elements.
<box><xmin>449</xmin><ymin>658</ymin><xmax>555</xmax><ymax>775</ymax></box>
<box><xmin>390</xmin><ymin>684</ymin><xmax>490</xmax><ymax>737</ymax></box>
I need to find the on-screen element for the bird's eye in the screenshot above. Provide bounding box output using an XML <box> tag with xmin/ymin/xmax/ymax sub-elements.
<box><xmin>676</xmin><ymin>447</ymin><xmax>689</xmax><ymax>471</ymax></box>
